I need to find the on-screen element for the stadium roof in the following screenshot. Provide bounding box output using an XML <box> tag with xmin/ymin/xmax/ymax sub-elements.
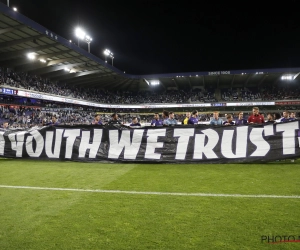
<box><xmin>1</xmin><ymin>2</ymin><xmax>300</xmax><ymax>91</ymax></box>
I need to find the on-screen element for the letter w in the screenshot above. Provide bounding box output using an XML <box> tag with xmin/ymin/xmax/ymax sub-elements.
<box><xmin>108</xmin><ymin>130</ymin><xmax>143</xmax><ymax>159</ymax></box>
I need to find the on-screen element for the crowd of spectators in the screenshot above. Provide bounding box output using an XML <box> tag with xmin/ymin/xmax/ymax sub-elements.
<box><xmin>221</xmin><ymin>87</ymin><xmax>261</xmax><ymax>101</ymax></box>
<box><xmin>0</xmin><ymin>68</ymin><xmax>192</xmax><ymax>104</ymax></box>
<box><xmin>260</xmin><ymin>85</ymin><xmax>300</xmax><ymax>100</ymax></box>
<box><xmin>0</xmin><ymin>105</ymin><xmax>99</xmax><ymax>128</ymax></box>
<box><xmin>222</xmin><ymin>88</ymin><xmax>239</xmax><ymax>101</ymax></box>
<box><xmin>0</xmin><ymin>105</ymin><xmax>211</xmax><ymax>128</ymax></box>
<box><xmin>2</xmin><ymin>67</ymin><xmax>300</xmax><ymax>105</ymax></box>
<box><xmin>220</xmin><ymin>86</ymin><xmax>300</xmax><ymax>102</ymax></box>
<box><xmin>2</xmin><ymin>103</ymin><xmax>299</xmax><ymax>130</ymax></box>
<box><xmin>190</xmin><ymin>88</ymin><xmax>218</xmax><ymax>103</ymax></box>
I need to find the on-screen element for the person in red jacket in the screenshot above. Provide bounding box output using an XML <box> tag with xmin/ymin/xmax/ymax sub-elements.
<box><xmin>248</xmin><ymin>107</ymin><xmax>265</xmax><ymax>124</ymax></box>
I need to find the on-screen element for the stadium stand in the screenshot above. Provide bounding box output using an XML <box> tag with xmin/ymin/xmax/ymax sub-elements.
<box><xmin>1</xmin><ymin>5</ymin><xmax>300</xmax><ymax>129</ymax></box>
<box><xmin>0</xmin><ymin>68</ymin><xmax>195</xmax><ymax>104</ymax></box>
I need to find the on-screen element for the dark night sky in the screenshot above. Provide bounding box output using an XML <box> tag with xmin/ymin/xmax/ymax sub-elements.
<box><xmin>3</xmin><ymin>0</ymin><xmax>300</xmax><ymax>74</ymax></box>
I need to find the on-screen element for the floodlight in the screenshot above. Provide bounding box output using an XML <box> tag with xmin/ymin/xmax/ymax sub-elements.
<box><xmin>13</xmin><ymin>7</ymin><xmax>17</xmax><ymax>11</ymax></box>
<box><xmin>39</xmin><ymin>59</ymin><xmax>46</xmax><ymax>63</ymax></box>
<box><xmin>144</xmin><ymin>79</ymin><xmax>150</xmax><ymax>85</ymax></box>
<box><xmin>75</xmin><ymin>27</ymin><xmax>92</xmax><ymax>52</ymax></box>
<box><xmin>27</xmin><ymin>53</ymin><xmax>36</xmax><ymax>60</ymax></box>
<box><xmin>104</xmin><ymin>49</ymin><xmax>111</xmax><ymax>56</ymax></box>
<box><xmin>75</xmin><ymin>27</ymin><xmax>85</xmax><ymax>40</ymax></box>
<box><xmin>85</xmin><ymin>35</ymin><xmax>92</xmax><ymax>53</ymax></box>
<box><xmin>281</xmin><ymin>75</ymin><xmax>293</xmax><ymax>80</ymax></box>
<box><xmin>85</xmin><ymin>35</ymin><xmax>92</xmax><ymax>43</ymax></box>
<box><xmin>150</xmin><ymin>80</ymin><xmax>159</xmax><ymax>86</ymax></box>
<box><xmin>293</xmin><ymin>72</ymin><xmax>300</xmax><ymax>80</ymax></box>
<box><xmin>104</xmin><ymin>49</ymin><xmax>114</xmax><ymax>65</ymax></box>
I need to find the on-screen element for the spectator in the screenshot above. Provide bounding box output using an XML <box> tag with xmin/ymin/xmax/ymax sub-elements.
<box><xmin>108</xmin><ymin>113</ymin><xmax>122</xmax><ymax>124</ymax></box>
<box><xmin>274</xmin><ymin>113</ymin><xmax>282</xmax><ymax>123</ymax></box>
<box><xmin>188</xmin><ymin>110</ymin><xmax>199</xmax><ymax>125</ymax></box>
<box><xmin>130</xmin><ymin>117</ymin><xmax>141</xmax><ymax>127</ymax></box>
<box><xmin>210</xmin><ymin>111</ymin><xmax>223</xmax><ymax>125</ymax></box>
<box><xmin>162</xmin><ymin>110</ymin><xmax>169</xmax><ymax>125</ymax></box>
<box><xmin>92</xmin><ymin>114</ymin><xmax>103</xmax><ymax>125</ymax></box>
<box><xmin>223</xmin><ymin>114</ymin><xmax>235</xmax><ymax>125</ymax></box>
<box><xmin>290</xmin><ymin>112</ymin><xmax>297</xmax><ymax>121</ymax></box>
<box><xmin>49</xmin><ymin>116</ymin><xmax>59</xmax><ymax>125</ymax></box>
<box><xmin>265</xmin><ymin>113</ymin><xmax>275</xmax><ymax>123</ymax></box>
<box><xmin>247</xmin><ymin>107</ymin><xmax>265</xmax><ymax>124</ymax></box>
<box><xmin>1</xmin><ymin>121</ymin><xmax>9</xmax><ymax>129</ymax></box>
<box><xmin>280</xmin><ymin>110</ymin><xmax>290</xmax><ymax>122</ymax></box>
<box><xmin>151</xmin><ymin>113</ymin><xmax>163</xmax><ymax>127</ymax></box>
<box><xmin>164</xmin><ymin>111</ymin><xmax>177</xmax><ymax>126</ymax></box>
<box><xmin>235</xmin><ymin>112</ymin><xmax>247</xmax><ymax>125</ymax></box>
<box><xmin>182</xmin><ymin>112</ymin><xmax>191</xmax><ymax>125</ymax></box>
